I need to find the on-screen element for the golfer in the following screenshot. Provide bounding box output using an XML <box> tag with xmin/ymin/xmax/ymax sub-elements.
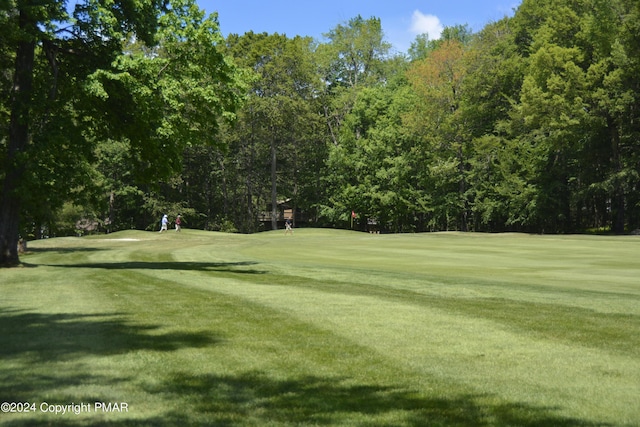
<box><xmin>159</xmin><ymin>214</ymin><xmax>168</xmax><ymax>232</ymax></box>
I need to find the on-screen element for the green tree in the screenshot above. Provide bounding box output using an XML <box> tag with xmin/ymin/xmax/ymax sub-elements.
<box><xmin>316</xmin><ymin>15</ymin><xmax>395</xmax><ymax>228</ymax></box>
<box><xmin>507</xmin><ymin>0</ymin><xmax>640</xmax><ymax>232</ymax></box>
<box><xmin>323</xmin><ymin>79</ymin><xmax>434</xmax><ymax>232</ymax></box>
<box><xmin>87</xmin><ymin>2</ymin><xmax>247</xmax><ymax>232</ymax></box>
<box><xmin>409</xmin><ymin>24</ymin><xmax>474</xmax><ymax>61</ymax></box>
<box><xmin>1</xmin><ymin>0</ymin><xmax>162</xmax><ymax>264</ymax></box>
<box><xmin>458</xmin><ymin>18</ymin><xmax>531</xmax><ymax>231</ymax></box>
<box><xmin>222</xmin><ymin>32</ymin><xmax>322</xmax><ymax>231</ymax></box>
<box><xmin>406</xmin><ymin>39</ymin><xmax>471</xmax><ymax>230</ymax></box>
<box><xmin>317</xmin><ymin>15</ymin><xmax>391</xmax><ymax>146</ymax></box>
<box><xmin>582</xmin><ymin>0</ymin><xmax>640</xmax><ymax>232</ymax></box>
<box><xmin>0</xmin><ymin>0</ymin><xmax>244</xmax><ymax>265</ymax></box>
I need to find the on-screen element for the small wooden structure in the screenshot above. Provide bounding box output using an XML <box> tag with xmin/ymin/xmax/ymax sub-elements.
<box><xmin>259</xmin><ymin>199</ymin><xmax>307</xmax><ymax>228</ymax></box>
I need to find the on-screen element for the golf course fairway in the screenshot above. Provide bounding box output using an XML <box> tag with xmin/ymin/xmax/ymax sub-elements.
<box><xmin>1</xmin><ymin>229</ymin><xmax>639</xmax><ymax>426</ymax></box>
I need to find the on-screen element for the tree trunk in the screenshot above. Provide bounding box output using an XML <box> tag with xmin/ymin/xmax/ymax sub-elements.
<box><xmin>108</xmin><ymin>191</ymin><xmax>115</xmax><ymax>233</ymax></box>
<box><xmin>217</xmin><ymin>150</ymin><xmax>228</xmax><ymax>217</ymax></box>
<box><xmin>609</xmin><ymin>117</ymin><xmax>625</xmax><ymax>234</ymax></box>
<box><xmin>457</xmin><ymin>144</ymin><xmax>468</xmax><ymax>232</ymax></box>
<box><xmin>292</xmin><ymin>140</ymin><xmax>298</xmax><ymax>228</ymax></box>
<box><xmin>244</xmin><ymin>138</ymin><xmax>254</xmax><ymax>232</ymax></box>
<box><xmin>270</xmin><ymin>137</ymin><xmax>278</xmax><ymax>230</ymax></box>
<box><xmin>1</xmin><ymin>10</ymin><xmax>35</xmax><ymax>266</ymax></box>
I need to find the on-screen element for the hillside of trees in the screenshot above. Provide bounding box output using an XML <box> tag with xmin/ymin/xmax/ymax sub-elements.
<box><xmin>2</xmin><ymin>0</ymin><xmax>639</xmax><ymax>263</ymax></box>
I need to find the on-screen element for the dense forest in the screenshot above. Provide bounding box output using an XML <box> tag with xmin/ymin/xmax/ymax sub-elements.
<box><xmin>2</xmin><ymin>0</ymin><xmax>639</xmax><ymax>264</ymax></box>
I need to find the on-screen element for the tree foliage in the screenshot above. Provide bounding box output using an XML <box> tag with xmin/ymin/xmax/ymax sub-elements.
<box><xmin>0</xmin><ymin>0</ymin><xmax>245</xmax><ymax>264</ymax></box>
<box><xmin>3</xmin><ymin>0</ymin><xmax>640</xmax><ymax>265</ymax></box>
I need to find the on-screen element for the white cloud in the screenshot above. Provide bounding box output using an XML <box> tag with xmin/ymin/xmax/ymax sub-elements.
<box><xmin>409</xmin><ymin>10</ymin><xmax>443</xmax><ymax>40</ymax></box>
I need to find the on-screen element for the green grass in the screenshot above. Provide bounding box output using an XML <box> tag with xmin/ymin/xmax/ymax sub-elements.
<box><xmin>1</xmin><ymin>229</ymin><xmax>639</xmax><ymax>426</ymax></box>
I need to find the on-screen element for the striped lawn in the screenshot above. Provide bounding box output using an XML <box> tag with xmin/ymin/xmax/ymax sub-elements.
<box><xmin>1</xmin><ymin>229</ymin><xmax>638</xmax><ymax>426</ymax></box>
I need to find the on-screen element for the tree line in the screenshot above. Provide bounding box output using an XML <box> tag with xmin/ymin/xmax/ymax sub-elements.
<box><xmin>2</xmin><ymin>0</ymin><xmax>639</xmax><ymax>264</ymax></box>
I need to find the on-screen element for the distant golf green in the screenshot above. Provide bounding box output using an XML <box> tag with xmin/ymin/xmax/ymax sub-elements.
<box><xmin>2</xmin><ymin>229</ymin><xmax>639</xmax><ymax>425</ymax></box>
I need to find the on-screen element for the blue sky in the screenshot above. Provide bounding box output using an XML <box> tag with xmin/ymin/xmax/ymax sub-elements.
<box><xmin>196</xmin><ymin>0</ymin><xmax>521</xmax><ymax>53</ymax></box>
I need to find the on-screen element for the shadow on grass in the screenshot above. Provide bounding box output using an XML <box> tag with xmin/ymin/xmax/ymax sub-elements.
<box><xmin>0</xmin><ymin>308</ymin><xmax>221</xmax><ymax>362</ymax></box>
<box><xmin>24</xmin><ymin>260</ymin><xmax>266</xmax><ymax>274</ymax></box>
<box><xmin>0</xmin><ymin>301</ymin><xmax>616</xmax><ymax>426</ymax></box>
<box><xmin>0</xmin><ymin>309</ymin><xmax>225</xmax><ymax>425</ymax></box>
<box><xmin>16</xmin><ymin>247</ymin><xmax>105</xmax><ymax>268</ymax></box>
<box><xmin>0</xmin><ymin>371</ymin><xmax>610</xmax><ymax>426</ymax></box>
<box><xmin>0</xmin><ymin>370</ymin><xmax>132</xmax><ymax>412</ymax></box>
<box><xmin>135</xmin><ymin>371</ymin><xmax>607</xmax><ymax>426</ymax></box>
<box><xmin>29</xmin><ymin>247</ymin><xmax>105</xmax><ymax>254</ymax></box>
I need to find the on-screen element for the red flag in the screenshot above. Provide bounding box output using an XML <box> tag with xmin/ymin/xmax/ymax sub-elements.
<box><xmin>351</xmin><ymin>210</ymin><xmax>356</xmax><ymax>219</ymax></box>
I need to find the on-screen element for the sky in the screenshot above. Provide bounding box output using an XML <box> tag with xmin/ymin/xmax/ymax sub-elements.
<box><xmin>196</xmin><ymin>0</ymin><xmax>522</xmax><ymax>53</ymax></box>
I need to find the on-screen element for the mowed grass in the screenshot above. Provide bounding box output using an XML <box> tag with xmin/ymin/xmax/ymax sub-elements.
<box><xmin>1</xmin><ymin>229</ymin><xmax>639</xmax><ymax>426</ymax></box>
